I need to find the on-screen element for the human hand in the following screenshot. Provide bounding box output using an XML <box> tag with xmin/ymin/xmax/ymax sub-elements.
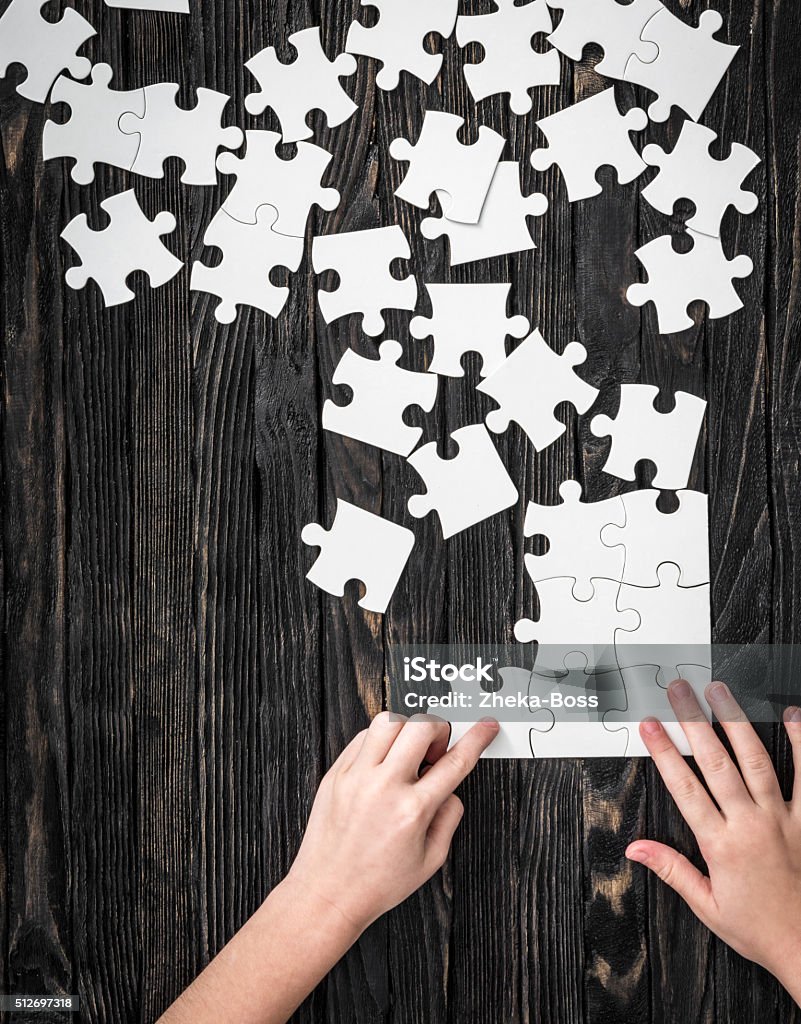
<box><xmin>627</xmin><ymin>680</ymin><xmax>801</xmax><ymax>1001</ymax></box>
<box><xmin>284</xmin><ymin>712</ymin><xmax>500</xmax><ymax>937</ymax></box>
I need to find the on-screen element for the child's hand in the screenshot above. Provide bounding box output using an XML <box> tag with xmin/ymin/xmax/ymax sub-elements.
<box><xmin>627</xmin><ymin>680</ymin><xmax>801</xmax><ymax>1001</ymax></box>
<box><xmin>285</xmin><ymin>713</ymin><xmax>500</xmax><ymax>936</ymax></box>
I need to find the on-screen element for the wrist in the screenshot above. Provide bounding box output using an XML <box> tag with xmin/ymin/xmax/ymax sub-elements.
<box><xmin>267</xmin><ymin>872</ymin><xmax>365</xmax><ymax>953</ymax></box>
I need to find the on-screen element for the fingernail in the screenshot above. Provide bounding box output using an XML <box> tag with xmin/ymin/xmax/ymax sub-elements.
<box><xmin>708</xmin><ymin>682</ymin><xmax>730</xmax><ymax>703</ymax></box>
<box><xmin>641</xmin><ymin>718</ymin><xmax>662</xmax><ymax>735</ymax></box>
<box><xmin>669</xmin><ymin>679</ymin><xmax>692</xmax><ymax>698</ymax></box>
<box><xmin>480</xmin><ymin>716</ymin><xmax>500</xmax><ymax>729</ymax></box>
<box><xmin>626</xmin><ymin>846</ymin><xmax>648</xmax><ymax>864</ymax></box>
<box><xmin>785</xmin><ymin>706</ymin><xmax>801</xmax><ymax>724</ymax></box>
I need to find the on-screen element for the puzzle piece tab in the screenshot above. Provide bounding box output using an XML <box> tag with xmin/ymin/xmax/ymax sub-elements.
<box><xmin>408</xmin><ymin>424</ymin><xmax>518</xmax><ymax>539</ymax></box>
<box><xmin>530</xmin><ymin>87</ymin><xmax>648</xmax><ymax>202</ymax></box>
<box><xmin>312</xmin><ymin>225</ymin><xmax>418</xmax><ymax>337</ymax></box>
<box><xmin>346</xmin><ymin>0</ymin><xmax>458</xmax><ymax>90</ymax></box>
<box><xmin>302</xmin><ymin>500</ymin><xmax>415</xmax><ymax>613</ymax></box>
<box><xmin>477</xmin><ymin>330</ymin><xmax>598</xmax><ymax>450</ymax></box>
<box><xmin>456</xmin><ymin>0</ymin><xmax>561</xmax><ymax>115</ymax></box>
<box><xmin>0</xmin><ymin>0</ymin><xmax>94</xmax><ymax>102</ymax></box>
<box><xmin>389</xmin><ymin>112</ymin><xmax>505</xmax><ymax>224</ymax></box>
<box><xmin>545</xmin><ymin>0</ymin><xmax>660</xmax><ymax>79</ymax></box>
<box><xmin>245</xmin><ymin>27</ymin><xmax>357</xmax><ymax>143</ymax></box>
<box><xmin>590</xmin><ymin>385</ymin><xmax>706</xmax><ymax>491</ymax></box>
<box><xmin>61</xmin><ymin>189</ymin><xmax>181</xmax><ymax>307</ymax></box>
<box><xmin>323</xmin><ymin>340</ymin><xmax>438</xmax><ymax>456</ymax></box>
<box><xmin>627</xmin><ymin>230</ymin><xmax>753</xmax><ymax>334</ymax></box>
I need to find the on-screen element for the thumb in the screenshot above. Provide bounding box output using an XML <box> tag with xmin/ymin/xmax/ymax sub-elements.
<box><xmin>424</xmin><ymin>794</ymin><xmax>464</xmax><ymax>874</ymax></box>
<box><xmin>627</xmin><ymin>840</ymin><xmax>716</xmax><ymax>924</ymax></box>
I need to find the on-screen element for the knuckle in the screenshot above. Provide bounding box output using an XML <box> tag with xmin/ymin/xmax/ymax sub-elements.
<box><xmin>701</xmin><ymin>752</ymin><xmax>732</xmax><ymax>777</ymax></box>
<box><xmin>447</xmin><ymin>749</ymin><xmax>473</xmax><ymax>777</ymax></box>
<box><xmin>675</xmin><ymin>776</ymin><xmax>701</xmax><ymax>803</ymax></box>
<box><xmin>741</xmin><ymin>751</ymin><xmax>773</xmax><ymax>775</ymax></box>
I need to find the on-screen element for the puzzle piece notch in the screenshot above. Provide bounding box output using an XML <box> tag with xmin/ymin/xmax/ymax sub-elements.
<box><xmin>477</xmin><ymin>331</ymin><xmax>599</xmax><ymax>451</ymax></box>
<box><xmin>530</xmin><ymin>87</ymin><xmax>648</xmax><ymax>202</ymax></box>
<box><xmin>590</xmin><ymin>384</ymin><xmax>707</xmax><ymax>491</ymax></box>
<box><xmin>600</xmin><ymin>488</ymin><xmax>709</xmax><ymax>588</ymax></box>
<box><xmin>523</xmin><ymin>481</ymin><xmax>625</xmax><ymax>602</ymax></box>
<box><xmin>302</xmin><ymin>500</ymin><xmax>415</xmax><ymax>613</ymax></box>
<box><xmin>456</xmin><ymin>0</ymin><xmax>561</xmax><ymax>116</ymax></box>
<box><xmin>245</xmin><ymin>27</ymin><xmax>357</xmax><ymax>144</ymax></box>
<box><xmin>216</xmin><ymin>130</ymin><xmax>339</xmax><ymax>236</ymax></box>
<box><xmin>312</xmin><ymin>225</ymin><xmax>418</xmax><ymax>337</ymax></box>
<box><xmin>545</xmin><ymin>0</ymin><xmax>660</xmax><ymax>79</ymax></box>
<box><xmin>118</xmin><ymin>83</ymin><xmax>243</xmax><ymax>185</ymax></box>
<box><xmin>421</xmin><ymin>162</ymin><xmax>548</xmax><ymax>266</ymax></box>
<box><xmin>407</xmin><ymin>424</ymin><xmax>518</xmax><ymax>540</ymax></box>
<box><xmin>641</xmin><ymin>122</ymin><xmax>760</xmax><ymax>238</ymax></box>
<box><xmin>43</xmin><ymin>64</ymin><xmax>146</xmax><ymax>184</ymax></box>
<box><xmin>323</xmin><ymin>339</ymin><xmax>438</xmax><ymax>456</ymax></box>
<box><xmin>190</xmin><ymin>206</ymin><xmax>304</xmax><ymax>324</ymax></box>
<box><xmin>389</xmin><ymin>112</ymin><xmax>505</xmax><ymax>224</ymax></box>
<box><xmin>627</xmin><ymin>230</ymin><xmax>754</xmax><ymax>335</ymax></box>
<box><xmin>61</xmin><ymin>189</ymin><xmax>182</xmax><ymax>307</ymax></box>
<box><xmin>624</xmin><ymin>8</ymin><xmax>739</xmax><ymax>123</ymax></box>
<box><xmin>346</xmin><ymin>0</ymin><xmax>459</xmax><ymax>90</ymax></box>
<box><xmin>409</xmin><ymin>282</ymin><xmax>530</xmax><ymax>378</ymax></box>
<box><xmin>0</xmin><ymin>0</ymin><xmax>95</xmax><ymax>103</ymax></box>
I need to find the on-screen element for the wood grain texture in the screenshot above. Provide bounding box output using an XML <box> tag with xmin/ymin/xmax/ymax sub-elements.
<box><xmin>1</xmin><ymin>0</ymin><xmax>798</xmax><ymax>1021</ymax></box>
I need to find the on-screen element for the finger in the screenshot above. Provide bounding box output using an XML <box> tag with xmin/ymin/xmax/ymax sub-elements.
<box><xmin>666</xmin><ymin>680</ymin><xmax>753</xmax><ymax>812</ymax></box>
<box><xmin>706</xmin><ymin>682</ymin><xmax>783</xmax><ymax>806</ymax></box>
<box><xmin>424</xmin><ymin>794</ymin><xmax>464</xmax><ymax>874</ymax></box>
<box><xmin>333</xmin><ymin>728</ymin><xmax>369</xmax><ymax>772</ymax></box>
<box><xmin>382</xmin><ymin>715</ymin><xmax>452</xmax><ymax>778</ymax></box>
<box><xmin>626</xmin><ymin>841</ymin><xmax>716</xmax><ymax>926</ymax></box>
<box><xmin>640</xmin><ymin>718</ymin><xmax>722</xmax><ymax>837</ymax></box>
<box><xmin>418</xmin><ymin>719</ymin><xmax>499</xmax><ymax>802</ymax></box>
<box><xmin>356</xmin><ymin>711</ymin><xmax>407</xmax><ymax>766</ymax></box>
<box><xmin>783</xmin><ymin>706</ymin><xmax>801</xmax><ymax>808</ymax></box>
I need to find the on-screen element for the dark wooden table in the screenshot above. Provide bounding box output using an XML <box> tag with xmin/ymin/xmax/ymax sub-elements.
<box><xmin>2</xmin><ymin>0</ymin><xmax>800</xmax><ymax>1020</ymax></box>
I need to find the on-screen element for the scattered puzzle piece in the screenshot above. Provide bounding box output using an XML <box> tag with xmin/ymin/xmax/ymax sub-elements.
<box><xmin>216</xmin><ymin>130</ymin><xmax>339</xmax><ymax>236</ymax></box>
<box><xmin>43</xmin><ymin>64</ymin><xmax>145</xmax><ymax>185</ymax></box>
<box><xmin>61</xmin><ymin>189</ymin><xmax>182</xmax><ymax>307</ymax></box>
<box><xmin>530</xmin><ymin>87</ymin><xmax>648</xmax><ymax>202</ymax></box>
<box><xmin>523</xmin><ymin>481</ymin><xmax>626</xmax><ymax>601</ymax></box>
<box><xmin>600</xmin><ymin>488</ymin><xmax>709</xmax><ymax>588</ymax></box>
<box><xmin>409</xmin><ymin>282</ymin><xmax>529</xmax><ymax>378</ymax></box>
<box><xmin>422</xmin><ymin>162</ymin><xmax>548</xmax><ymax>265</ymax></box>
<box><xmin>346</xmin><ymin>0</ymin><xmax>458</xmax><ymax>90</ymax></box>
<box><xmin>302</xmin><ymin>499</ymin><xmax>415</xmax><ymax>613</ymax></box>
<box><xmin>323</xmin><ymin>339</ymin><xmax>438</xmax><ymax>456</ymax></box>
<box><xmin>456</xmin><ymin>0</ymin><xmax>561</xmax><ymax>115</ymax></box>
<box><xmin>408</xmin><ymin>424</ymin><xmax>518</xmax><ymax>539</ymax></box>
<box><xmin>190</xmin><ymin>206</ymin><xmax>304</xmax><ymax>324</ymax></box>
<box><xmin>104</xmin><ymin>0</ymin><xmax>188</xmax><ymax>13</ymax></box>
<box><xmin>590</xmin><ymin>385</ymin><xmax>707</xmax><ymax>491</ymax></box>
<box><xmin>627</xmin><ymin>229</ymin><xmax>753</xmax><ymax>334</ymax></box>
<box><xmin>624</xmin><ymin>8</ymin><xmax>739</xmax><ymax>123</ymax></box>
<box><xmin>312</xmin><ymin>225</ymin><xmax>418</xmax><ymax>337</ymax></box>
<box><xmin>545</xmin><ymin>0</ymin><xmax>660</xmax><ymax>79</ymax></box>
<box><xmin>389</xmin><ymin>112</ymin><xmax>505</xmax><ymax>224</ymax></box>
<box><xmin>641</xmin><ymin>121</ymin><xmax>760</xmax><ymax>237</ymax></box>
<box><xmin>0</xmin><ymin>0</ymin><xmax>94</xmax><ymax>103</ymax></box>
<box><xmin>477</xmin><ymin>330</ymin><xmax>598</xmax><ymax>450</ymax></box>
<box><xmin>245</xmin><ymin>27</ymin><xmax>357</xmax><ymax>143</ymax></box>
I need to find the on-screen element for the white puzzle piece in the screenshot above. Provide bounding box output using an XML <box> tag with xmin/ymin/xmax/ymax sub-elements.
<box><xmin>323</xmin><ymin>340</ymin><xmax>438</xmax><ymax>456</ymax></box>
<box><xmin>407</xmin><ymin>424</ymin><xmax>518</xmax><ymax>539</ymax></box>
<box><xmin>0</xmin><ymin>0</ymin><xmax>94</xmax><ymax>102</ymax></box>
<box><xmin>477</xmin><ymin>330</ymin><xmax>598</xmax><ymax>450</ymax></box>
<box><xmin>627</xmin><ymin>229</ymin><xmax>753</xmax><ymax>334</ymax></box>
<box><xmin>447</xmin><ymin>667</ymin><xmax>538</xmax><ymax>759</ymax></box>
<box><xmin>312</xmin><ymin>225</ymin><xmax>418</xmax><ymax>337</ymax></box>
<box><xmin>104</xmin><ymin>0</ymin><xmax>188</xmax><ymax>13</ymax></box>
<box><xmin>421</xmin><ymin>162</ymin><xmax>548</xmax><ymax>266</ymax></box>
<box><xmin>530</xmin><ymin>88</ymin><xmax>648</xmax><ymax>202</ymax></box>
<box><xmin>302</xmin><ymin>500</ymin><xmax>415</xmax><ymax>613</ymax></box>
<box><xmin>590</xmin><ymin>385</ymin><xmax>706</xmax><ymax>491</ymax></box>
<box><xmin>523</xmin><ymin>481</ymin><xmax>626</xmax><ymax>601</ymax></box>
<box><xmin>43</xmin><ymin>64</ymin><xmax>145</xmax><ymax>185</ymax></box>
<box><xmin>531</xmin><ymin>720</ymin><xmax>629</xmax><ymax>757</ymax></box>
<box><xmin>600</xmin><ymin>488</ymin><xmax>709</xmax><ymax>588</ymax></box>
<box><xmin>61</xmin><ymin>189</ymin><xmax>181</xmax><ymax>307</ymax></box>
<box><xmin>191</xmin><ymin>206</ymin><xmax>304</xmax><ymax>324</ymax></box>
<box><xmin>245</xmin><ymin>27</ymin><xmax>357</xmax><ymax>143</ymax></box>
<box><xmin>216</xmin><ymin>130</ymin><xmax>339</xmax><ymax>236</ymax></box>
<box><xmin>346</xmin><ymin>0</ymin><xmax>458</xmax><ymax>90</ymax></box>
<box><xmin>545</xmin><ymin>0</ymin><xmax>660</xmax><ymax>79</ymax></box>
<box><xmin>456</xmin><ymin>0</ymin><xmax>561</xmax><ymax>115</ymax></box>
<box><xmin>624</xmin><ymin>8</ymin><xmax>739</xmax><ymax>123</ymax></box>
<box><xmin>409</xmin><ymin>282</ymin><xmax>529</xmax><ymax>378</ymax></box>
<box><xmin>389</xmin><ymin>112</ymin><xmax>505</xmax><ymax>224</ymax></box>
<box><xmin>118</xmin><ymin>84</ymin><xmax>242</xmax><ymax>185</ymax></box>
<box><xmin>641</xmin><ymin>122</ymin><xmax>760</xmax><ymax>238</ymax></box>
